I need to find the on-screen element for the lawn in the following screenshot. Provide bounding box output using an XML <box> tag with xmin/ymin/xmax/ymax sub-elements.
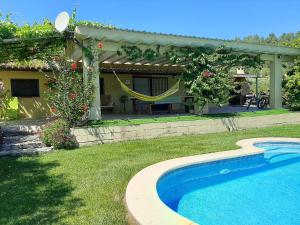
<box><xmin>88</xmin><ymin>108</ymin><xmax>291</xmax><ymax>127</ymax></box>
<box><xmin>1</xmin><ymin>124</ymin><xmax>300</xmax><ymax>225</ymax></box>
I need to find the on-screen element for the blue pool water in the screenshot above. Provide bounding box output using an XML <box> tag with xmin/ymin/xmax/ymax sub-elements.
<box><xmin>157</xmin><ymin>142</ymin><xmax>300</xmax><ymax>225</ymax></box>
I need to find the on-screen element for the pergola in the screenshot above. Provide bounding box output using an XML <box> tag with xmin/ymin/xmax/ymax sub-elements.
<box><xmin>72</xmin><ymin>25</ymin><xmax>300</xmax><ymax>120</ymax></box>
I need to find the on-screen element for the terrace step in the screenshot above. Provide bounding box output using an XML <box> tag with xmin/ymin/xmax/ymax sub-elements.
<box><xmin>1</xmin><ymin>126</ymin><xmax>40</xmax><ymax>137</ymax></box>
<box><xmin>1</xmin><ymin>140</ymin><xmax>45</xmax><ymax>151</ymax></box>
<box><xmin>2</xmin><ymin>134</ymin><xmax>41</xmax><ymax>144</ymax></box>
<box><xmin>0</xmin><ymin>146</ymin><xmax>53</xmax><ymax>156</ymax></box>
<box><xmin>0</xmin><ymin>124</ymin><xmax>53</xmax><ymax>156</ymax></box>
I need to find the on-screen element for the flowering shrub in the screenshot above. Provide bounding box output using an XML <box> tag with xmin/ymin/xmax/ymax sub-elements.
<box><xmin>285</xmin><ymin>73</ymin><xmax>300</xmax><ymax>110</ymax></box>
<box><xmin>45</xmin><ymin>59</ymin><xmax>95</xmax><ymax>126</ymax></box>
<box><xmin>190</xmin><ymin>70</ymin><xmax>233</xmax><ymax>112</ymax></box>
<box><xmin>41</xmin><ymin>119</ymin><xmax>78</xmax><ymax>149</ymax></box>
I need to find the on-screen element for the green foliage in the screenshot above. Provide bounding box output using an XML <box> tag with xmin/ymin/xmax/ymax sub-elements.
<box><xmin>0</xmin><ymin>15</ymin><xmax>17</xmax><ymax>39</ymax></box>
<box><xmin>119</xmin><ymin>45</ymin><xmax>262</xmax><ymax>112</ymax></box>
<box><xmin>167</xmin><ymin>46</ymin><xmax>262</xmax><ymax>111</ymax></box>
<box><xmin>234</xmin><ymin>31</ymin><xmax>300</xmax><ymax>47</ymax></box>
<box><xmin>69</xmin><ymin>8</ymin><xmax>116</xmax><ymax>30</ymax></box>
<box><xmin>0</xmin><ymin>10</ymin><xmax>113</xmax><ymax>64</ymax></box>
<box><xmin>45</xmin><ymin>59</ymin><xmax>95</xmax><ymax>126</ymax></box>
<box><xmin>0</xmin><ymin>14</ymin><xmax>65</xmax><ymax>63</ymax></box>
<box><xmin>41</xmin><ymin>119</ymin><xmax>78</xmax><ymax>149</ymax></box>
<box><xmin>1</xmin><ymin>125</ymin><xmax>300</xmax><ymax>225</ymax></box>
<box><xmin>15</xmin><ymin>20</ymin><xmax>56</xmax><ymax>39</ymax></box>
<box><xmin>119</xmin><ymin>46</ymin><xmax>143</xmax><ymax>60</ymax></box>
<box><xmin>285</xmin><ymin>73</ymin><xmax>300</xmax><ymax>110</ymax></box>
<box><xmin>119</xmin><ymin>45</ymin><xmax>160</xmax><ymax>61</ymax></box>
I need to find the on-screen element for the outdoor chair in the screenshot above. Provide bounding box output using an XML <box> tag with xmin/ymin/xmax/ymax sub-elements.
<box><xmin>101</xmin><ymin>95</ymin><xmax>115</xmax><ymax>113</ymax></box>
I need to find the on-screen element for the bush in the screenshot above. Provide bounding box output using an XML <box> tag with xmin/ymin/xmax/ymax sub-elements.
<box><xmin>285</xmin><ymin>73</ymin><xmax>300</xmax><ymax>110</ymax></box>
<box><xmin>41</xmin><ymin>119</ymin><xmax>78</xmax><ymax>149</ymax></box>
<box><xmin>45</xmin><ymin>59</ymin><xmax>95</xmax><ymax>127</ymax></box>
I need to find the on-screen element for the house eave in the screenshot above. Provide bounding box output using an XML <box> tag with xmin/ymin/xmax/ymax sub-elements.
<box><xmin>74</xmin><ymin>25</ymin><xmax>300</xmax><ymax>57</ymax></box>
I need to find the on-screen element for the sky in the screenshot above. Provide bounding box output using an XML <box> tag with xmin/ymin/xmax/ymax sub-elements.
<box><xmin>1</xmin><ymin>0</ymin><xmax>300</xmax><ymax>40</ymax></box>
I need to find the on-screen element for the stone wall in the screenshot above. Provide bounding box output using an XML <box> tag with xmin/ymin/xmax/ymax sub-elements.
<box><xmin>71</xmin><ymin>113</ymin><xmax>300</xmax><ymax>146</ymax></box>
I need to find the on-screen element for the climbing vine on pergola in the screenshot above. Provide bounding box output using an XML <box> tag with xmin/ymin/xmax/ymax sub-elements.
<box><xmin>117</xmin><ymin>45</ymin><xmax>263</xmax><ymax>112</ymax></box>
<box><xmin>0</xmin><ymin>10</ymin><xmax>114</xmax><ymax>64</ymax></box>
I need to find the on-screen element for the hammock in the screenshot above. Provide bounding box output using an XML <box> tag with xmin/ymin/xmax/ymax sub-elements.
<box><xmin>113</xmin><ymin>71</ymin><xmax>181</xmax><ymax>102</ymax></box>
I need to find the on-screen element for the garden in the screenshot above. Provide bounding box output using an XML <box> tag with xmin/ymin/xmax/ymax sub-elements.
<box><xmin>1</xmin><ymin>9</ymin><xmax>300</xmax><ymax>225</ymax></box>
<box><xmin>1</xmin><ymin>124</ymin><xmax>300</xmax><ymax>225</ymax></box>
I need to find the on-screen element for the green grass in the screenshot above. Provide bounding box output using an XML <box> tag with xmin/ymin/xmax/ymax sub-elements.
<box><xmin>88</xmin><ymin>108</ymin><xmax>291</xmax><ymax>127</ymax></box>
<box><xmin>1</xmin><ymin>124</ymin><xmax>300</xmax><ymax>225</ymax></box>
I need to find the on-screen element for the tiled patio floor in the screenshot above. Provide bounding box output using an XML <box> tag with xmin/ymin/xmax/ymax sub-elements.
<box><xmin>102</xmin><ymin>105</ymin><xmax>262</xmax><ymax>120</ymax></box>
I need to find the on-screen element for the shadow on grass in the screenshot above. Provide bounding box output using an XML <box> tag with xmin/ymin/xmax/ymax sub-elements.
<box><xmin>0</xmin><ymin>157</ymin><xmax>83</xmax><ymax>225</ymax></box>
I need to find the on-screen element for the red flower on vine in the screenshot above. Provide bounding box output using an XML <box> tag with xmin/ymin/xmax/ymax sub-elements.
<box><xmin>71</xmin><ymin>63</ymin><xmax>77</xmax><ymax>70</ymax></box>
<box><xmin>83</xmin><ymin>105</ymin><xmax>89</xmax><ymax>112</ymax></box>
<box><xmin>97</xmin><ymin>42</ymin><xmax>103</xmax><ymax>49</ymax></box>
<box><xmin>51</xmin><ymin>107</ymin><xmax>57</xmax><ymax>113</ymax></box>
<box><xmin>69</xmin><ymin>93</ymin><xmax>77</xmax><ymax>100</ymax></box>
<box><xmin>202</xmin><ymin>70</ymin><xmax>214</xmax><ymax>78</ymax></box>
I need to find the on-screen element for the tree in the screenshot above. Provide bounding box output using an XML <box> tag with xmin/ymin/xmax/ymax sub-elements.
<box><xmin>284</xmin><ymin>59</ymin><xmax>300</xmax><ymax>111</ymax></box>
<box><xmin>285</xmin><ymin>73</ymin><xmax>300</xmax><ymax>110</ymax></box>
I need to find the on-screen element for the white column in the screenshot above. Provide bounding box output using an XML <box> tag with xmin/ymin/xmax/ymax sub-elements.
<box><xmin>82</xmin><ymin>39</ymin><xmax>101</xmax><ymax>120</ymax></box>
<box><xmin>269</xmin><ymin>55</ymin><xmax>283</xmax><ymax>109</ymax></box>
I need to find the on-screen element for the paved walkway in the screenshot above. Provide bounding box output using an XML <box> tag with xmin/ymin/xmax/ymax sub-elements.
<box><xmin>102</xmin><ymin>105</ymin><xmax>262</xmax><ymax>120</ymax></box>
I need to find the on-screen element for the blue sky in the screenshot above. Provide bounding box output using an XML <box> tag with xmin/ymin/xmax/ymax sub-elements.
<box><xmin>1</xmin><ymin>0</ymin><xmax>300</xmax><ymax>39</ymax></box>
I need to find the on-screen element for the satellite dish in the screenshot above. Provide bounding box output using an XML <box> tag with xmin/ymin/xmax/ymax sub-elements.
<box><xmin>55</xmin><ymin>11</ymin><xmax>70</xmax><ymax>33</ymax></box>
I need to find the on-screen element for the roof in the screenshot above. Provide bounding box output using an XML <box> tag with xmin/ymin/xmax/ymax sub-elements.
<box><xmin>0</xmin><ymin>61</ymin><xmax>182</xmax><ymax>75</ymax></box>
<box><xmin>0</xmin><ymin>60</ymin><xmax>49</xmax><ymax>71</ymax></box>
<box><xmin>75</xmin><ymin>25</ymin><xmax>300</xmax><ymax>57</ymax></box>
<box><xmin>233</xmin><ymin>74</ymin><xmax>261</xmax><ymax>78</ymax></box>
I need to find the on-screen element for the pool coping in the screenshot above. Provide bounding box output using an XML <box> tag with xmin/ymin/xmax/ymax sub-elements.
<box><xmin>125</xmin><ymin>137</ymin><xmax>300</xmax><ymax>225</ymax></box>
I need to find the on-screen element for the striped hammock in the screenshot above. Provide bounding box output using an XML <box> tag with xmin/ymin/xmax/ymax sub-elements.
<box><xmin>113</xmin><ymin>71</ymin><xmax>181</xmax><ymax>102</ymax></box>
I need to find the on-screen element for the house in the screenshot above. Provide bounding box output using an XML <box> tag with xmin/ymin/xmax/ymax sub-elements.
<box><xmin>1</xmin><ymin>24</ymin><xmax>300</xmax><ymax>119</ymax></box>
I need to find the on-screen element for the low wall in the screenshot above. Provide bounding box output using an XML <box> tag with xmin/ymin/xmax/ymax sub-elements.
<box><xmin>71</xmin><ymin>113</ymin><xmax>300</xmax><ymax>146</ymax></box>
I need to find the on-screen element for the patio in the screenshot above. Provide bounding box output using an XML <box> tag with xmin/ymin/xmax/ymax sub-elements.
<box><xmin>69</xmin><ymin>25</ymin><xmax>300</xmax><ymax>121</ymax></box>
<box><xmin>101</xmin><ymin>105</ymin><xmax>261</xmax><ymax>120</ymax></box>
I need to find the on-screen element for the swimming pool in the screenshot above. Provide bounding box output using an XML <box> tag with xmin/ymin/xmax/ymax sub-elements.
<box><xmin>157</xmin><ymin>141</ymin><xmax>300</xmax><ymax>225</ymax></box>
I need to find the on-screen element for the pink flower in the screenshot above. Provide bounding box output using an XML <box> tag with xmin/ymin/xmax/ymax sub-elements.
<box><xmin>83</xmin><ymin>105</ymin><xmax>89</xmax><ymax>112</ymax></box>
<box><xmin>51</xmin><ymin>107</ymin><xmax>57</xmax><ymax>113</ymax></box>
<box><xmin>97</xmin><ymin>42</ymin><xmax>103</xmax><ymax>49</ymax></box>
<box><xmin>202</xmin><ymin>70</ymin><xmax>214</xmax><ymax>78</ymax></box>
<box><xmin>69</xmin><ymin>93</ymin><xmax>77</xmax><ymax>100</ymax></box>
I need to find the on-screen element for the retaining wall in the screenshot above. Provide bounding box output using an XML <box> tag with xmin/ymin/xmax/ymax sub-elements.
<box><xmin>71</xmin><ymin>113</ymin><xmax>300</xmax><ymax>146</ymax></box>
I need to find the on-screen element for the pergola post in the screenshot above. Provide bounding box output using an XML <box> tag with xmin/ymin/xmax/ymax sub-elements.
<box><xmin>82</xmin><ymin>39</ymin><xmax>102</xmax><ymax>120</ymax></box>
<box><xmin>269</xmin><ymin>55</ymin><xmax>283</xmax><ymax>109</ymax></box>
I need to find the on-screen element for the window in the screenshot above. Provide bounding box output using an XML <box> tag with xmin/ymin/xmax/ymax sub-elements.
<box><xmin>151</xmin><ymin>78</ymin><xmax>168</xmax><ymax>96</ymax></box>
<box><xmin>100</xmin><ymin>78</ymin><xmax>104</xmax><ymax>95</ymax></box>
<box><xmin>11</xmin><ymin>79</ymin><xmax>39</xmax><ymax>97</ymax></box>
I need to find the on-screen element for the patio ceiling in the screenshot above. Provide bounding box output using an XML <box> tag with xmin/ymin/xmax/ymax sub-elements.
<box><xmin>73</xmin><ymin>25</ymin><xmax>300</xmax><ymax>67</ymax></box>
